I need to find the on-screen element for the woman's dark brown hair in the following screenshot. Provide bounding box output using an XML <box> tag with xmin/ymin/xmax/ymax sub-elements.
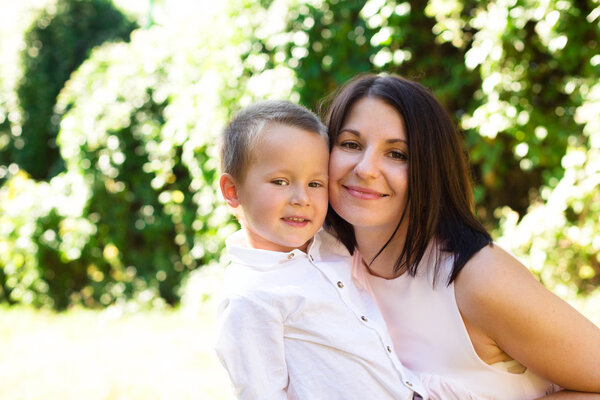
<box><xmin>323</xmin><ymin>73</ymin><xmax>492</xmax><ymax>284</ymax></box>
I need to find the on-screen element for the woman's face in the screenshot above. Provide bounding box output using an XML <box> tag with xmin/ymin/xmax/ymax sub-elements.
<box><xmin>328</xmin><ymin>97</ymin><xmax>409</xmax><ymax>237</ymax></box>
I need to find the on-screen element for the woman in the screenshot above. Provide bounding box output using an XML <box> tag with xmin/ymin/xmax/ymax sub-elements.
<box><xmin>324</xmin><ymin>73</ymin><xmax>600</xmax><ymax>399</ymax></box>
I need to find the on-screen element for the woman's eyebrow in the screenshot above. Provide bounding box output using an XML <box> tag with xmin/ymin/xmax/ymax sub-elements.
<box><xmin>340</xmin><ymin>128</ymin><xmax>361</xmax><ymax>137</ymax></box>
<box><xmin>339</xmin><ymin>128</ymin><xmax>407</xmax><ymax>144</ymax></box>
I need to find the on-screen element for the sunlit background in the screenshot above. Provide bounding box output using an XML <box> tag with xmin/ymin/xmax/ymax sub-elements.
<box><xmin>1</xmin><ymin>0</ymin><xmax>599</xmax><ymax>398</ymax></box>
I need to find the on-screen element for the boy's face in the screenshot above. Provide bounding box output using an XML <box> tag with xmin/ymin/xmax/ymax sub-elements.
<box><xmin>236</xmin><ymin>123</ymin><xmax>329</xmax><ymax>253</ymax></box>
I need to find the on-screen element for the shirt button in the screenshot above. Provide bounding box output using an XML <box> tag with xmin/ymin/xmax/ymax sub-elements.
<box><xmin>386</xmin><ymin>346</ymin><xmax>392</xmax><ymax>353</ymax></box>
<box><xmin>288</xmin><ymin>253</ymin><xmax>294</xmax><ymax>259</ymax></box>
<box><xmin>361</xmin><ymin>316</ymin><xmax>368</xmax><ymax>322</ymax></box>
<box><xmin>337</xmin><ymin>281</ymin><xmax>344</xmax><ymax>288</ymax></box>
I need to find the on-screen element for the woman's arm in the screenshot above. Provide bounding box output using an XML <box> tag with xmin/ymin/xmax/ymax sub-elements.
<box><xmin>455</xmin><ymin>245</ymin><xmax>600</xmax><ymax>393</ymax></box>
<box><xmin>536</xmin><ymin>390</ymin><xmax>600</xmax><ymax>399</ymax></box>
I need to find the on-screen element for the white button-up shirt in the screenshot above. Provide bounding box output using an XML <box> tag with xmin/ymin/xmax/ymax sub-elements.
<box><xmin>214</xmin><ymin>229</ymin><xmax>425</xmax><ymax>400</ymax></box>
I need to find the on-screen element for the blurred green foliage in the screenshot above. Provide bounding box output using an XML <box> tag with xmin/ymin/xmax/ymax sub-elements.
<box><xmin>0</xmin><ymin>171</ymin><xmax>93</xmax><ymax>307</ymax></box>
<box><xmin>279</xmin><ymin>0</ymin><xmax>379</xmax><ymax>110</ymax></box>
<box><xmin>0</xmin><ymin>0</ymin><xmax>599</xmax><ymax>308</ymax></box>
<box><xmin>3</xmin><ymin>0</ymin><xmax>137</xmax><ymax>181</ymax></box>
<box><xmin>498</xmin><ymin>81</ymin><xmax>600</xmax><ymax>296</ymax></box>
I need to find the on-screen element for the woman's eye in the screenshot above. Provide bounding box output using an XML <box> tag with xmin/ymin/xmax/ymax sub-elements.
<box><xmin>271</xmin><ymin>179</ymin><xmax>288</xmax><ymax>186</ymax></box>
<box><xmin>340</xmin><ymin>141</ymin><xmax>360</xmax><ymax>150</ymax></box>
<box><xmin>389</xmin><ymin>150</ymin><xmax>408</xmax><ymax>161</ymax></box>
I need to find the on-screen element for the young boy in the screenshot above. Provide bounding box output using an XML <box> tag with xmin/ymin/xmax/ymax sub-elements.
<box><xmin>214</xmin><ymin>100</ymin><xmax>425</xmax><ymax>400</ymax></box>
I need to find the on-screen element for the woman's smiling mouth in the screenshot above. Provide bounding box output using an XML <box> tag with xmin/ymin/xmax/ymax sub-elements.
<box><xmin>343</xmin><ymin>185</ymin><xmax>388</xmax><ymax>200</ymax></box>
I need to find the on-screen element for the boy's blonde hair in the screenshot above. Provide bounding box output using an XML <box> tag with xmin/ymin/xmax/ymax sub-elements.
<box><xmin>219</xmin><ymin>100</ymin><xmax>327</xmax><ymax>182</ymax></box>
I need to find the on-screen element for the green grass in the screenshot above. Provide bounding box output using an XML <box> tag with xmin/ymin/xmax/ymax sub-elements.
<box><xmin>0</xmin><ymin>304</ymin><xmax>233</xmax><ymax>400</ymax></box>
<box><xmin>1</xmin><ymin>285</ymin><xmax>599</xmax><ymax>400</ymax></box>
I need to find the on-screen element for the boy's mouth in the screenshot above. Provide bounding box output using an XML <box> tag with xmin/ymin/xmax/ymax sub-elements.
<box><xmin>282</xmin><ymin>216</ymin><xmax>309</xmax><ymax>223</ymax></box>
<box><xmin>281</xmin><ymin>217</ymin><xmax>310</xmax><ymax>226</ymax></box>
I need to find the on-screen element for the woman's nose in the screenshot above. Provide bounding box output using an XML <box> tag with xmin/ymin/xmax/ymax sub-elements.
<box><xmin>353</xmin><ymin>151</ymin><xmax>380</xmax><ymax>180</ymax></box>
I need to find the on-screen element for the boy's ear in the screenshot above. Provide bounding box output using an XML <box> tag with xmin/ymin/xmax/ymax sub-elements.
<box><xmin>220</xmin><ymin>173</ymin><xmax>240</xmax><ymax>208</ymax></box>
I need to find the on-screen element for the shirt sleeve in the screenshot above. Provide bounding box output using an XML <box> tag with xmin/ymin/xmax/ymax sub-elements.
<box><xmin>214</xmin><ymin>295</ymin><xmax>288</xmax><ymax>400</ymax></box>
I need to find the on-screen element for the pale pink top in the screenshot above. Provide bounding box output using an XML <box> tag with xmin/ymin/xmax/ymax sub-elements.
<box><xmin>351</xmin><ymin>244</ymin><xmax>559</xmax><ymax>400</ymax></box>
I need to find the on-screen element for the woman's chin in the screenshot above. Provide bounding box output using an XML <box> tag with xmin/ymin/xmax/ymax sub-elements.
<box><xmin>331</xmin><ymin>202</ymin><xmax>399</xmax><ymax>229</ymax></box>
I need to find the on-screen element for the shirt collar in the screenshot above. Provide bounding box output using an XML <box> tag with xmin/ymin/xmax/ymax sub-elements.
<box><xmin>225</xmin><ymin>228</ymin><xmax>349</xmax><ymax>268</ymax></box>
<box><xmin>225</xmin><ymin>229</ymin><xmax>309</xmax><ymax>268</ymax></box>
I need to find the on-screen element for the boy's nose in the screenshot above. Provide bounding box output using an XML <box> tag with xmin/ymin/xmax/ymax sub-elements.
<box><xmin>290</xmin><ymin>185</ymin><xmax>310</xmax><ymax>206</ymax></box>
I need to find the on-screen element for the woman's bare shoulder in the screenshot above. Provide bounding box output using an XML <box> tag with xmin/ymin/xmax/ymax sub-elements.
<box><xmin>455</xmin><ymin>243</ymin><xmax>600</xmax><ymax>392</ymax></box>
<box><xmin>454</xmin><ymin>244</ymin><xmax>537</xmax><ymax>300</ymax></box>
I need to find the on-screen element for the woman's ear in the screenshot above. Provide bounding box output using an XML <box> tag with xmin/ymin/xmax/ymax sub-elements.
<box><xmin>220</xmin><ymin>173</ymin><xmax>240</xmax><ymax>208</ymax></box>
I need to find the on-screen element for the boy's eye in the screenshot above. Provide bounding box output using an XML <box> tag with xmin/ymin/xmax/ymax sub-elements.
<box><xmin>308</xmin><ymin>181</ymin><xmax>325</xmax><ymax>188</ymax></box>
<box><xmin>271</xmin><ymin>179</ymin><xmax>289</xmax><ymax>186</ymax></box>
<box><xmin>340</xmin><ymin>140</ymin><xmax>360</xmax><ymax>150</ymax></box>
<box><xmin>388</xmin><ymin>150</ymin><xmax>408</xmax><ymax>161</ymax></box>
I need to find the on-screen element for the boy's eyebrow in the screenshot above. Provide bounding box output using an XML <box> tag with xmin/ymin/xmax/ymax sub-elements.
<box><xmin>269</xmin><ymin>169</ymin><xmax>328</xmax><ymax>178</ymax></box>
<box><xmin>339</xmin><ymin>128</ymin><xmax>407</xmax><ymax>144</ymax></box>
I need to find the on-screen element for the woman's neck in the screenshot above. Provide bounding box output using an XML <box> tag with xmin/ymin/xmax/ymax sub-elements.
<box><xmin>354</xmin><ymin>224</ymin><xmax>407</xmax><ymax>279</ymax></box>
